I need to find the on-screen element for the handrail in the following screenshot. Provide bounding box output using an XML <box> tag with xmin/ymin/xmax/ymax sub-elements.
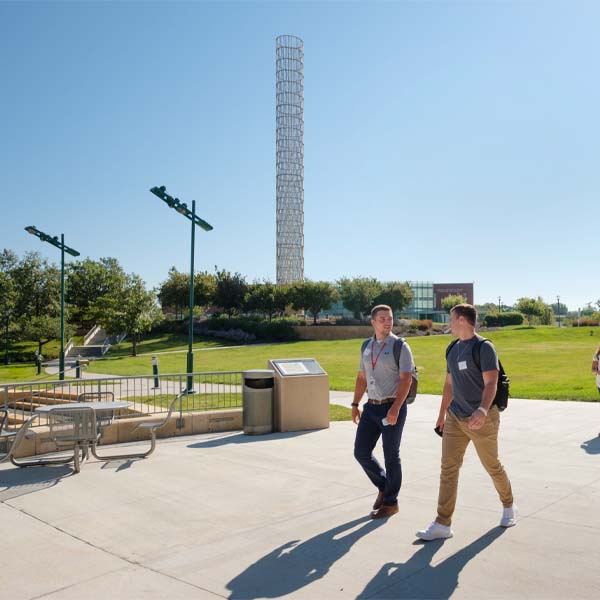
<box><xmin>83</xmin><ymin>324</ymin><xmax>101</xmax><ymax>346</ymax></box>
<box><xmin>64</xmin><ymin>338</ymin><xmax>74</xmax><ymax>356</ymax></box>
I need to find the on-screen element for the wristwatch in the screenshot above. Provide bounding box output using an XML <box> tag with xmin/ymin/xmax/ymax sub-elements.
<box><xmin>476</xmin><ymin>406</ymin><xmax>488</xmax><ymax>417</ymax></box>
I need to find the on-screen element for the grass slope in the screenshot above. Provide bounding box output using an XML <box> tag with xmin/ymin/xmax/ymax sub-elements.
<box><xmin>2</xmin><ymin>327</ymin><xmax>599</xmax><ymax>401</ymax></box>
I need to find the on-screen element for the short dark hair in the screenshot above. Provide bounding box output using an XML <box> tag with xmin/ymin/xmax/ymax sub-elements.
<box><xmin>371</xmin><ymin>304</ymin><xmax>393</xmax><ymax>319</ymax></box>
<box><xmin>450</xmin><ymin>303</ymin><xmax>477</xmax><ymax>326</ymax></box>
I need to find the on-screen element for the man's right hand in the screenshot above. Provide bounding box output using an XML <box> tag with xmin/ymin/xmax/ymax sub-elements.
<box><xmin>352</xmin><ymin>406</ymin><xmax>361</xmax><ymax>424</ymax></box>
<box><xmin>435</xmin><ymin>414</ymin><xmax>445</xmax><ymax>433</ymax></box>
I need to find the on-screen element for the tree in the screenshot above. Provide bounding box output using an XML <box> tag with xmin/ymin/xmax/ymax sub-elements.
<box><xmin>244</xmin><ymin>281</ymin><xmax>289</xmax><ymax>321</ymax></box>
<box><xmin>338</xmin><ymin>276</ymin><xmax>383</xmax><ymax>320</ymax></box>
<box><xmin>213</xmin><ymin>268</ymin><xmax>248</xmax><ymax>317</ymax></box>
<box><xmin>93</xmin><ymin>275</ymin><xmax>163</xmax><ymax>356</ymax></box>
<box><xmin>515</xmin><ymin>297</ymin><xmax>545</xmax><ymax>327</ymax></box>
<box><xmin>0</xmin><ymin>270</ymin><xmax>16</xmax><ymax>361</ymax></box>
<box><xmin>194</xmin><ymin>271</ymin><xmax>217</xmax><ymax>308</ymax></box>
<box><xmin>441</xmin><ymin>294</ymin><xmax>467</xmax><ymax>314</ymax></box>
<box><xmin>20</xmin><ymin>314</ymin><xmax>75</xmax><ymax>356</ymax></box>
<box><xmin>158</xmin><ymin>268</ymin><xmax>216</xmax><ymax>318</ymax></box>
<box><xmin>66</xmin><ymin>257</ymin><xmax>126</xmax><ymax>327</ymax></box>
<box><xmin>11</xmin><ymin>252</ymin><xmax>60</xmax><ymax>321</ymax></box>
<box><xmin>373</xmin><ymin>282</ymin><xmax>413</xmax><ymax>314</ymax></box>
<box><xmin>290</xmin><ymin>281</ymin><xmax>339</xmax><ymax>324</ymax></box>
<box><xmin>158</xmin><ymin>267</ymin><xmax>190</xmax><ymax>318</ymax></box>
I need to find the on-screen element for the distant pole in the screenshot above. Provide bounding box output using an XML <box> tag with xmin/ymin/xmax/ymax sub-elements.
<box><xmin>498</xmin><ymin>296</ymin><xmax>501</xmax><ymax>313</ymax></box>
<box><xmin>578</xmin><ymin>307</ymin><xmax>581</xmax><ymax>328</ymax></box>
<box><xmin>186</xmin><ymin>200</ymin><xmax>196</xmax><ymax>394</ymax></box>
<box><xmin>557</xmin><ymin>295</ymin><xmax>561</xmax><ymax>328</ymax></box>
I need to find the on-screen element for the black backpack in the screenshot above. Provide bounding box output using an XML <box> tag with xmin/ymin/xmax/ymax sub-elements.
<box><xmin>361</xmin><ymin>337</ymin><xmax>419</xmax><ymax>403</ymax></box>
<box><xmin>445</xmin><ymin>337</ymin><xmax>509</xmax><ymax>411</ymax></box>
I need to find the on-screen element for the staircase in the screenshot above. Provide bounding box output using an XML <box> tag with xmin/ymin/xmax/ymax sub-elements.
<box><xmin>66</xmin><ymin>325</ymin><xmax>125</xmax><ymax>360</ymax></box>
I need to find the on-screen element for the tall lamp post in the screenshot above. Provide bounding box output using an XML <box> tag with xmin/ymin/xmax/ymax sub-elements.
<box><xmin>498</xmin><ymin>296</ymin><xmax>502</xmax><ymax>313</ymax></box>
<box><xmin>24</xmin><ymin>226</ymin><xmax>80</xmax><ymax>380</ymax></box>
<box><xmin>556</xmin><ymin>295</ymin><xmax>561</xmax><ymax>328</ymax></box>
<box><xmin>150</xmin><ymin>186</ymin><xmax>213</xmax><ymax>392</ymax></box>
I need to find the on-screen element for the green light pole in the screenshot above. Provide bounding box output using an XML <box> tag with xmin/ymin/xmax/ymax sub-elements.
<box><xmin>24</xmin><ymin>226</ymin><xmax>80</xmax><ymax>380</ymax></box>
<box><xmin>150</xmin><ymin>186</ymin><xmax>213</xmax><ymax>392</ymax></box>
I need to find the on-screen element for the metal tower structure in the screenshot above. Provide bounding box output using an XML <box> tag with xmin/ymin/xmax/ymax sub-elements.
<box><xmin>276</xmin><ymin>34</ymin><xmax>304</xmax><ymax>284</ymax></box>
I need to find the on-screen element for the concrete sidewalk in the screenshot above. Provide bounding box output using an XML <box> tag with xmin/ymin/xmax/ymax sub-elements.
<box><xmin>1</xmin><ymin>394</ymin><xmax>599</xmax><ymax>599</ymax></box>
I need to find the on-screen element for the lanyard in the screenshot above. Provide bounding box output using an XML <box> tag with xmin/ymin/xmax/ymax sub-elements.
<box><xmin>370</xmin><ymin>338</ymin><xmax>387</xmax><ymax>371</ymax></box>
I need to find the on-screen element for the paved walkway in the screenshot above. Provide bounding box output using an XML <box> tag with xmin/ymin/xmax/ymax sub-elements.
<box><xmin>1</xmin><ymin>394</ymin><xmax>599</xmax><ymax>599</ymax></box>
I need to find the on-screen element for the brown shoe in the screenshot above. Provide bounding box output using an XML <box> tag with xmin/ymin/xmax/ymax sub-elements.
<box><xmin>371</xmin><ymin>504</ymin><xmax>399</xmax><ymax>519</ymax></box>
<box><xmin>373</xmin><ymin>490</ymin><xmax>384</xmax><ymax>511</ymax></box>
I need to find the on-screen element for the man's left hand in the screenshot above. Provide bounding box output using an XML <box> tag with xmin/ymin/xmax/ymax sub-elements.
<box><xmin>468</xmin><ymin>409</ymin><xmax>486</xmax><ymax>430</ymax></box>
<box><xmin>386</xmin><ymin>406</ymin><xmax>400</xmax><ymax>426</ymax></box>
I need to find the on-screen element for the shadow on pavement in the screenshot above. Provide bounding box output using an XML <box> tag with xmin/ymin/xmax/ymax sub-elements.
<box><xmin>580</xmin><ymin>436</ymin><xmax>600</xmax><ymax>454</ymax></box>
<box><xmin>0</xmin><ymin>464</ymin><xmax>72</xmax><ymax>500</ymax></box>
<box><xmin>357</xmin><ymin>527</ymin><xmax>506</xmax><ymax>599</ymax></box>
<box><xmin>226</xmin><ymin>516</ymin><xmax>385</xmax><ymax>598</ymax></box>
<box><xmin>188</xmin><ymin>430</ymin><xmax>314</xmax><ymax>448</ymax></box>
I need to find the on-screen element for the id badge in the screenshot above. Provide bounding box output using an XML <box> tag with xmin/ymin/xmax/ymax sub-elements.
<box><xmin>458</xmin><ymin>361</ymin><xmax>467</xmax><ymax>371</ymax></box>
<box><xmin>369</xmin><ymin>378</ymin><xmax>375</xmax><ymax>386</ymax></box>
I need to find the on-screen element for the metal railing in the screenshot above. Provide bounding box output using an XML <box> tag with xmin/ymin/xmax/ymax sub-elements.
<box><xmin>83</xmin><ymin>324</ymin><xmax>101</xmax><ymax>346</ymax></box>
<box><xmin>1</xmin><ymin>371</ymin><xmax>243</xmax><ymax>429</ymax></box>
<box><xmin>64</xmin><ymin>337</ymin><xmax>74</xmax><ymax>356</ymax></box>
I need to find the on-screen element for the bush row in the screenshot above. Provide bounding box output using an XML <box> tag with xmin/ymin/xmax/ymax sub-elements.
<box><xmin>196</xmin><ymin>316</ymin><xmax>300</xmax><ymax>342</ymax></box>
<box><xmin>483</xmin><ymin>312</ymin><xmax>524</xmax><ymax>327</ymax></box>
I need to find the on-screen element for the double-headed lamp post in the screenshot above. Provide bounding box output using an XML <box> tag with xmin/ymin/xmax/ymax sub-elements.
<box><xmin>150</xmin><ymin>186</ymin><xmax>213</xmax><ymax>392</ymax></box>
<box><xmin>24</xmin><ymin>226</ymin><xmax>80</xmax><ymax>380</ymax></box>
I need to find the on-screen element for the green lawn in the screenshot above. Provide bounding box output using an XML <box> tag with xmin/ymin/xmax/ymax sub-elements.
<box><xmin>2</xmin><ymin>327</ymin><xmax>599</xmax><ymax>401</ymax></box>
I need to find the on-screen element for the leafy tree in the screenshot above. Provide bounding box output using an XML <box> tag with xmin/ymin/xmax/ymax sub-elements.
<box><xmin>337</xmin><ymin>276</ymin><xmax>383</xmax><ymax>319</ymax></box>
<box><xmin>93</xmin><ymin>275</ymin><xmax>163</xmax><ymax>356</ymax></box>
<box><xmin>213</xmin><ymin>268</ymin><xmax>248</xmax><ymax>317</ymax></box>
<box><xmin>158</xmin><ymin>268</ymin><xmax>216</xmax><ymax>318</ymax></box>
<box><xmin>158</xmin><ymin>267</ymin><xmax>190</xmax><ymax>318</ymax></box>
<box><xmin>20</xmin><ymin>314</ymin><xmax>75</xmax><ymax>356</ymax></box>
<box><xmin>441</xmin><ymin>294</ymin><xmax>467</xmax><ymax>314</ymax></box>
<box><xmin>373</xmin><ymin>282</ymin><xmax>413</xmax><ymax>314</ymax></box>
<box><xmin>244</xmin><ymin>281</ymin><xmax>290</xmax><ymax>321</ymax></box>
<box><xmin>290</xmin><ymin>280</ymin><xmax>339</xmax><ymax>324</ymax></box>
<box><xmin>66</xmin><ymin>257</ymin><xmax>126</xmax><ymax>327</ymax></box>
<box><xmin>515</xmin><ymin>297</ymin><xmax>545</xmax><ymax>327</ymax></box>
<box><xmin>11</xmin><ymin>252</ymin><xmax>60</xmax><ymax>320</ymax></box>
<box><xmin>0</xmin><ymin>270</ymin><xmax>16</xmax><ymax>360</ymax></box>
<box><xmin>194</xmin><ymin>271</ymin><xmax>217</xmax><ymax>308</ymax></box>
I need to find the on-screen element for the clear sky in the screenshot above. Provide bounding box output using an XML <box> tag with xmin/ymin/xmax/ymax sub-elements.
<box><xmin>1</xmin><ymin>0</ymin><xmax>597</xmax><ymax>312</ymax></box>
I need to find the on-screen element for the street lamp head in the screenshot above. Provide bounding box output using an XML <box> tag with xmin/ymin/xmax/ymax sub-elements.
<box><xmin>25</xmin><ymin>225</ymin><xmax>37</xmax><ymax>235</ymax></box>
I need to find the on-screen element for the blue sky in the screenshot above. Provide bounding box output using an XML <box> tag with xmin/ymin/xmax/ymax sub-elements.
<box><xmin>1</xmin><ymin>0</ymin><xmax>597</xmax><ymax>311</ymax></box>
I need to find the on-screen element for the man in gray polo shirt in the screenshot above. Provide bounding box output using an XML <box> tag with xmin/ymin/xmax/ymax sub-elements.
<box><xmin>417</xmin><ymin>303</ymin><xmax>516</xmax><ymax>541</ymax></box>
<box><xmin>352</xmin><ymin>304</ymin><xmax>415</xmax><ymax>519</ymax></box>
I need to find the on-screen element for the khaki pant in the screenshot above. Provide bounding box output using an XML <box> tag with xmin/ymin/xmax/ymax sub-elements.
<box><xmin>436</xmin><ymin>407</ymin><xmax>513</xmax><ymax>526</ymax></box>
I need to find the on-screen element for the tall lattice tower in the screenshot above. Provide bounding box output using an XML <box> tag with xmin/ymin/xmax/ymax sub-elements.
<box><xmin>276</xmin><ymin>34</ymin><xmax>304</xmax><ymax>284</ymax></box>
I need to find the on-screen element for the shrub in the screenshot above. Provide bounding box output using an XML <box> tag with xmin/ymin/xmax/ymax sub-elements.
<box><xmin>571</xmin><ymin>318</ymin><xmax>600</xmax><ymax>327</ymax></box>
<box><xmin>483</xmin><ymin>312</ymin><xmax>524</xmax><ymax>327</ymax></box>
<box><xmin>196</xmin><ymin>316</ymin><xmax>299</xmax><ymax>342</ymax></box>
<box><xmin>412</xmin><ymin>319</ymin><xmax>432</xmax><ymax>331</ymax></box>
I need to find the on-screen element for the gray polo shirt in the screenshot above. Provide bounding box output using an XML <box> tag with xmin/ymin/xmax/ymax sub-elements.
<box><xmin>359</xmin><ymin>333</ymin><xmax>415</xmax><ymax>400</ymax></box>
<box><xmin>447</xmin><ymin>334</ymin><xmax>499</xmax><ymax>418</ymax></box>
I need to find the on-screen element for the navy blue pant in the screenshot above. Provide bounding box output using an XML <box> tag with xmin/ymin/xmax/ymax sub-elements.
<box><xmin>354</xmin><ymin>401</ymin><xmax>408</xmax><ymax>506</ymax></box>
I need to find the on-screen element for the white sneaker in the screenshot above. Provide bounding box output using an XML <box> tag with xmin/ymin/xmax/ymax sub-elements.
<box><xmin>416</xmin><ymin>521</ymin><xmax>453</xmax><ymax>541</ymax></box>
<box><xmin>500</xmin><ymin>505</ymin><xmax>517</xmax><ymax>528</ymax></box>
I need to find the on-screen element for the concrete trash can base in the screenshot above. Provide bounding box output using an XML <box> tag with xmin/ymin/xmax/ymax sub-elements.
<box><xmin>242</xmin><ymin>370</ymin><xmax>274</xmax><ymax>435</ymax></box>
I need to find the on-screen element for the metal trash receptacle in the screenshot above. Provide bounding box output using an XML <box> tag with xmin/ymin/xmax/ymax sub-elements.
<box><xmin>242</xmin><ymin>369</ymin><xmax>275</xmax><ymax>435</ymax></box>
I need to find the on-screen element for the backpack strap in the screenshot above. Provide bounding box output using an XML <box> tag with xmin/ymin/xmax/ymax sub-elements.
<box><xmin>472</xmin><ymin>337</ymin><xmax>486</xmax><ymax>371</ymax></box>
<box><xmin>361</xmin><ymin>338</ymin><xmax>371</xmax><ymax>355</ymax></box>
<box><xmin>393</xmin><ymin>337</ymin><xmax>405</xmax><ymax>367</ymax></box>
<box><xmin>445</xmin><ymin>339</ymin><xmax>459</xmax><ymax>359</ymax></box>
